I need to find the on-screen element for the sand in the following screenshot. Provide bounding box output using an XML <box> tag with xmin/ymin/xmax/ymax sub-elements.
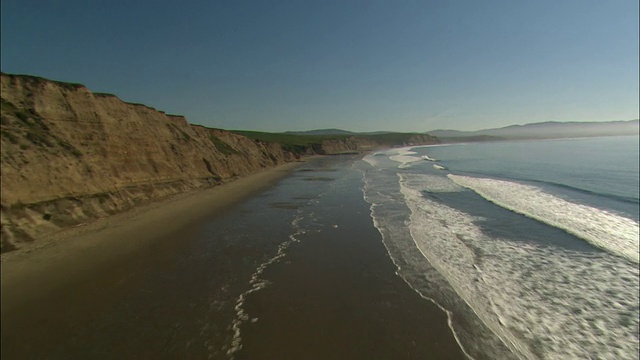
<box><xmin>2</xmin><ymin>156</ymin><xmax>468</xmax><ymax>359</ymax></box>
<box><xmin>1</xmin><ymin>160</ymin><xmax>307</xmax><ymax>314</ymax></box>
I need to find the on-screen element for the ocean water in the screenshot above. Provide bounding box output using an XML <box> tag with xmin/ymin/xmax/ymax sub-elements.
<box><xmin>6</xmin><ymin>139</ymin><xmax>638</xmax><ymax>359</ymax></box>
<box><xmin>361</xmin><ymin>135</ymin><xmax>640</xmax><ymax>360</ymax></box>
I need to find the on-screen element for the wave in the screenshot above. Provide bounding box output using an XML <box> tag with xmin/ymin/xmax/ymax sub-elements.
<box><xmin>525</xmin><ymin>178</ymin><xmax>640</xmax><ymax>205</ymax></box>
<box><xmin>360</xmin><ymin>165</ymin><xmax>518</xmax><ymax>359</ymax></box>
<box><xmin>455</xmin><ymin>171</ymin><xmax>640</xmax><ymax>206</ymax></box>
<box><xmin>399</xmin><ymin>173</ymin><xmax>639</xmax><ymax>359</ymax></box>
<box><xmin>399</xmin><ymin>177</ymin><xmax>539</xmax><ymax>359</ymax></box>
<box><xmin>364</xmin><ymin>148</ymin><xmax>421</xmax><ymax>169</ymax></box>
<box><xmin>362</xmin><ymin>154</ymin><xmax>381</xmax><ymax>168</ymax></box>
<box><xmin>448</xmin><ymin>174</ymin><xmax>640</xmax><ymax>263</ymax></box>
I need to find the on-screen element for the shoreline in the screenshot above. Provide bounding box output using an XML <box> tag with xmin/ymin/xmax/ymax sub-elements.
<box><xmin>1</xmin><ymin>154</ymin><xmax>469</xmax><ymax>359</ymax></box>
<box><xmin>1</xmin><ymin>159</ymin><xmax>310</xmax><ymax>314</ymax></box>
<box><xmin>238</xmin><ymin>155</ymin><xmax>468</xmax><ymax>359</ymax></box>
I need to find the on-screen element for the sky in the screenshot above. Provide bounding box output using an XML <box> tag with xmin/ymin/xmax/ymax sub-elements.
<box><xmin>1</xmin><ymin>0</ymin><xmax>638</xmax><ymax>132</ymax></box>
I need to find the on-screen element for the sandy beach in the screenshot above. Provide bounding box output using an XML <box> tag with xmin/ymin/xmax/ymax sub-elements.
<box><xmin>1</xmin><ymin>160</ymin><xmax>306</xmax><ymax>323</ymax></box>
<box><xmin>1</xmin><ymin>156</ymin><xmax>466</xmax><ymax>359</ymax></box>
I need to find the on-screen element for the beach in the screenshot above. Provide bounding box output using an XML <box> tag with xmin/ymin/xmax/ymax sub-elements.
<box><xmin>1</xmin><ymin>156</ymin><xmax>465</xmax><ymax>359</ymax></box>
<box><xmin>2</xmin><ymin>160</ymin><xmax>306</xmax><ymax>358</ymax></box>
<box><xmin>238</xmin><ymin>156</ymin><xmax>465</xmax><ymax>359</ymax></box>
<box><xmin>1</xmin><ymin>160</ymin><xmax>306</xmax><ymax>304</ymax></box>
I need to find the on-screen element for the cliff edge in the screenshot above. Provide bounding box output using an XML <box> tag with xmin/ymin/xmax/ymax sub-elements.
<box><xmin>0</xmin><ymin>74</ymin><xmax>302</xmax><ymax>252</ymax></box>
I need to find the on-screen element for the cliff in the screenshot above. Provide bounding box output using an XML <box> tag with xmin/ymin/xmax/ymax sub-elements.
<box><xmin>0</xmin><ymin>73</ymin><xmax>439</xmax><ymax>252</ymax></box>
<box><xmin>231</xmin><ymin>131</ymin><xmax>440</xmax><ymax>155</ymax></box>
<box><xmin>0</xmin><ymin>74</ymin><xmax>305</xmax><ymax>252</ymax></box>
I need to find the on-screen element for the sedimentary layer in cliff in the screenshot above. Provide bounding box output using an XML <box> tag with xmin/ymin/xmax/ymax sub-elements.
<box><xmin>0</xmin><ymin>73</ymin><xmax>299</xmax><ymax>251</ymax></box>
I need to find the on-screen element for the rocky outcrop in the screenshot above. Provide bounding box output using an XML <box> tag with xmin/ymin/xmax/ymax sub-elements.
<box><xmin>0</xmin><ymin>74</ymin><xmax>301</xmax><ymax>252</ymax></box>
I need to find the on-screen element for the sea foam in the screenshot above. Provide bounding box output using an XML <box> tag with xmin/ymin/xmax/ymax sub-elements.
<box><xmin>388</xmin><ymin>148</ymin><xmax>422</xmax><ymax>169</ymax></box>
<box><xmin>448</xmin><ymin>174</ymin><xmax>640</xmax><ymax>263</ymax></box>
<box><xmin>399</xmin><ymin>173</ymin><xmax>640</xmax><ymax>359</ymax></box>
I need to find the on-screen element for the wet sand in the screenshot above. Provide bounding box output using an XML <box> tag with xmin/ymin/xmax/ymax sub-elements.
<box><xmin>1</xmin><ymin>161</ymin><xmax>306</xmax><ymax>358</ymax></box>
<box><xmin>1</xmin><ymin>156</ymin><xmax>466</xmax><ymax>359</ymax></box>
<box><xmin>238</xmin><ymin>157</ymin><xmax>466</xmax><ymax>359</ymax></box>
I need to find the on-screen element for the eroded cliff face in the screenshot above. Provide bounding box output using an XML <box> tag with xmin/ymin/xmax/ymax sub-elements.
<box><xmin>0</xmin><ymin>73</ymin><xmax>440</xmax><ymax>252</ymax></box>
<box><xmin>0</xmin><ymin>74</ymin><xmax>299</xmax><ymax>252</ymax></box>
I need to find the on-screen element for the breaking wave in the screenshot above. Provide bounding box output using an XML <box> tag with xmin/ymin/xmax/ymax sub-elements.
<box><xmin>448</xmin><ymin>174</ymin><xmax>640</xmax><ymax>263</ymax></box>
<box><xmin>399</xmin><ymin>173</ymin><xmax>639</xmax><ymax>359</ymax></box>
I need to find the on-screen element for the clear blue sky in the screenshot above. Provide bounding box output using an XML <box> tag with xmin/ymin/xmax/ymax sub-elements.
<box><xmin>2</xmin><ymin>0</ymin><xmax>638</xmax><ymax>132</ymax></box>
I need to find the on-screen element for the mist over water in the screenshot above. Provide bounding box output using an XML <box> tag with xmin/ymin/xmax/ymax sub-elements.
<box><xmin>361</xmin><ymin>136</ymin><xmax>640</xmax><ymax>359</ymax></box>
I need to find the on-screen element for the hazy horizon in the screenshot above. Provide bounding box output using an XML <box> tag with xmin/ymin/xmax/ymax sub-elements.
<box><xmin>2</xmin><ymin>0</ymin><xmax>638</xmax><ymax>132</ymax></box>
<box><xmin>286</xmin><ymin>119</ymin><xmax>640</xmax><ymax>134</ymax></box>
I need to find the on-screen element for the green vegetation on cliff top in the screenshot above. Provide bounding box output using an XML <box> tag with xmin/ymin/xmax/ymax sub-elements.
<box><xmin>230</xmin><ymin>130</ymin><xmax>349</xmax><ymax>146</ymax></box>
<box><xmin>231</xmin><ymin>130</ymin><xmax>436</xmax><ymax>146</ymax></box>
<box><xmin>230</xmin><ymin>130</ymin><xmax>439</xmax><ymax>155</ymax></box>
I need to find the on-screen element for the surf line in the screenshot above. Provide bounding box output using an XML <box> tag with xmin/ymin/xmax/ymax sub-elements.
<box><xmin>358</xmin><ymin>169</ymin><xmax>477</xmax><ymax>360</ymax></box>
<box><xmin>225</xmin><ymin>212</ymin><xmax>305</xmax><ymax>359</ymax></box>
<box><xmin>448</xmin><ymin>174</ymin><xmax>640</xmax><ymax>264</ymax></box>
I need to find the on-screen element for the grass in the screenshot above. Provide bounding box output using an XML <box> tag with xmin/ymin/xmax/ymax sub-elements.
<box><xmin>25</xmin><ymin>131</ymin><xmax>54</xmax><ymax>147</ymax></box>
<box><xmin>167</xmin><ymin>123</ymin><xmax>192</xmax><ymax>141</ymax></box>
<box><xmin>94</xmin><ymin>92</ymin><xmax>117</xmax><ymax>98</ymax></box>
<box><xmin>1</xmin><ymin>130</ymin><xmax>19</xmax><ymax>144</ymax></box>
<box><xmin>3</xmin><ymin>73</ymin><xmax>85</xmax><ymax>90</ymax></box>
<box><xmin>366</xmin><ymin>132</ymin><xmax>438</xmax><ymax>144</ymax></box>
<box><xmin>1</xmin><ymin>98</ymin><xmax>31</xmax><ymax>122</ymax></box>
<box><xmin>57</xmin><ymin>139</ymin><xmax>83</xmax><ymax>157</ymax></box>
<box><xmin>1</xmin><ymin>98</ymin><xmax>83</xmax><ymax>156</ymax></box>
<box><xmin>230</xmin><ymin>130</ymin><xmax>342</xmax><ymax>155</ymax></box>
<box><xmin>231</xmin><ymin>130</ymin><xmax>439</xmax><ymax>151</ymax></box>
<box><xmin>231</xmin><ymin>130</ymin><xmax>350</xmax><ymax>147</ymax></box>
<box><xmin>1</xmin><ymin>98</ymin><xmax>18</xmax><ymax>113</ymax></box>
<box><xmin>209</xmin><ymin>134</ymin><xmax>238</xmax><ymax>155</ymax></box>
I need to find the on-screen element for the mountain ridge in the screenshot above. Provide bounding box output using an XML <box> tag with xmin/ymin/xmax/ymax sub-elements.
<box><xmin>428</xmin><ymin>120</ymin><xmax>639</xmax><ymax>140</ymax></box>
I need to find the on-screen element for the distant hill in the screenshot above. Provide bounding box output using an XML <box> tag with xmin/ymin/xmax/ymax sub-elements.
<box><xmin>284</xmin><ymin>129</ymin><xmax>355</xmax><ymax>135</ymax></box>
<box><xmin>230</xmin><ymin>130</ymin><xmax>439</xmax><ymax>154</ymax></box>
<box><xmin>284</xmin><ymin>129</ymin><xmax>396</xmax><ymax>136</ymax></box>
<box><xmin>428</xmin><ymin>120</ymin><xmax>639</xmax><ymax>141</ymax></box>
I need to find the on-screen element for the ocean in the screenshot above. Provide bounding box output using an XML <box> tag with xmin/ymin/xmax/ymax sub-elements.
<box><xmin>4</xmin><ymin>137</ymin><xmax>638</xmax><ymax>359</ymax></box>
<box><xmin>362</xmin><ymin>135</ymin><xmax>639</xmax><ymax>359</ymax></box>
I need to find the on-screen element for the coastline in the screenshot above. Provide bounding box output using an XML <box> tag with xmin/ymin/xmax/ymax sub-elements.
<box><xmin>238</xmin><ymin>156</ymin><xmax>467</xmax><ymax>359</ymax></box>
<box><xmin>1</xmin><ymin>160</ymin><xmax>309</xmax><ymax>314</ymax></box>
<box><xmin>1</xmin><ymin>154</ymin><xmax>470</xmax><ymax>359</ymax></box>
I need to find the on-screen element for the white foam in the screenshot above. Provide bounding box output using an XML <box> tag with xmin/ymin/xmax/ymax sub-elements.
<box><xmin>422</xmin><ymin>155</ymin><xmax>438</xmax><ymax>161</ymax></box>
<box><xmin>399</xmin><ymin>177</ymin><xmax>535</xmax><ymax>358</ymax></box>
<box><xmin>402</xmin><ymin>173</ymin><xmax>463</xmax><ymax>193</ymax></box>
<box><xmin>359</xmin><ymin>171</ymin><xmax>478</xmax><ymax>360</ymax></box>
<box><xmin>433</xmin><ymin>164</ymin><xmax>447</xmax><ymax>170</ymax></box>
<box><xmin>389</xmin><ymin>148</ymin><xmax>422</xmax><ymax>169</ymax></box>
<box><xmin>226</xmin><ymin>213</ymin><xmax>306</xmax><ymax>359</ymax></box>
<box><xmin>399</xmin><ymin>173</ymin><xmax>640</xmax><ymax>359</ymax></box>
<box><xmin>448</xmin><ymin>175</ymin><xmax>640</xmax><ymax>264</ymax></box>
<box><xmin>362</xmin><ymin>154</ymin><xmax>380</xmax><ymax>168</ymax></box>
